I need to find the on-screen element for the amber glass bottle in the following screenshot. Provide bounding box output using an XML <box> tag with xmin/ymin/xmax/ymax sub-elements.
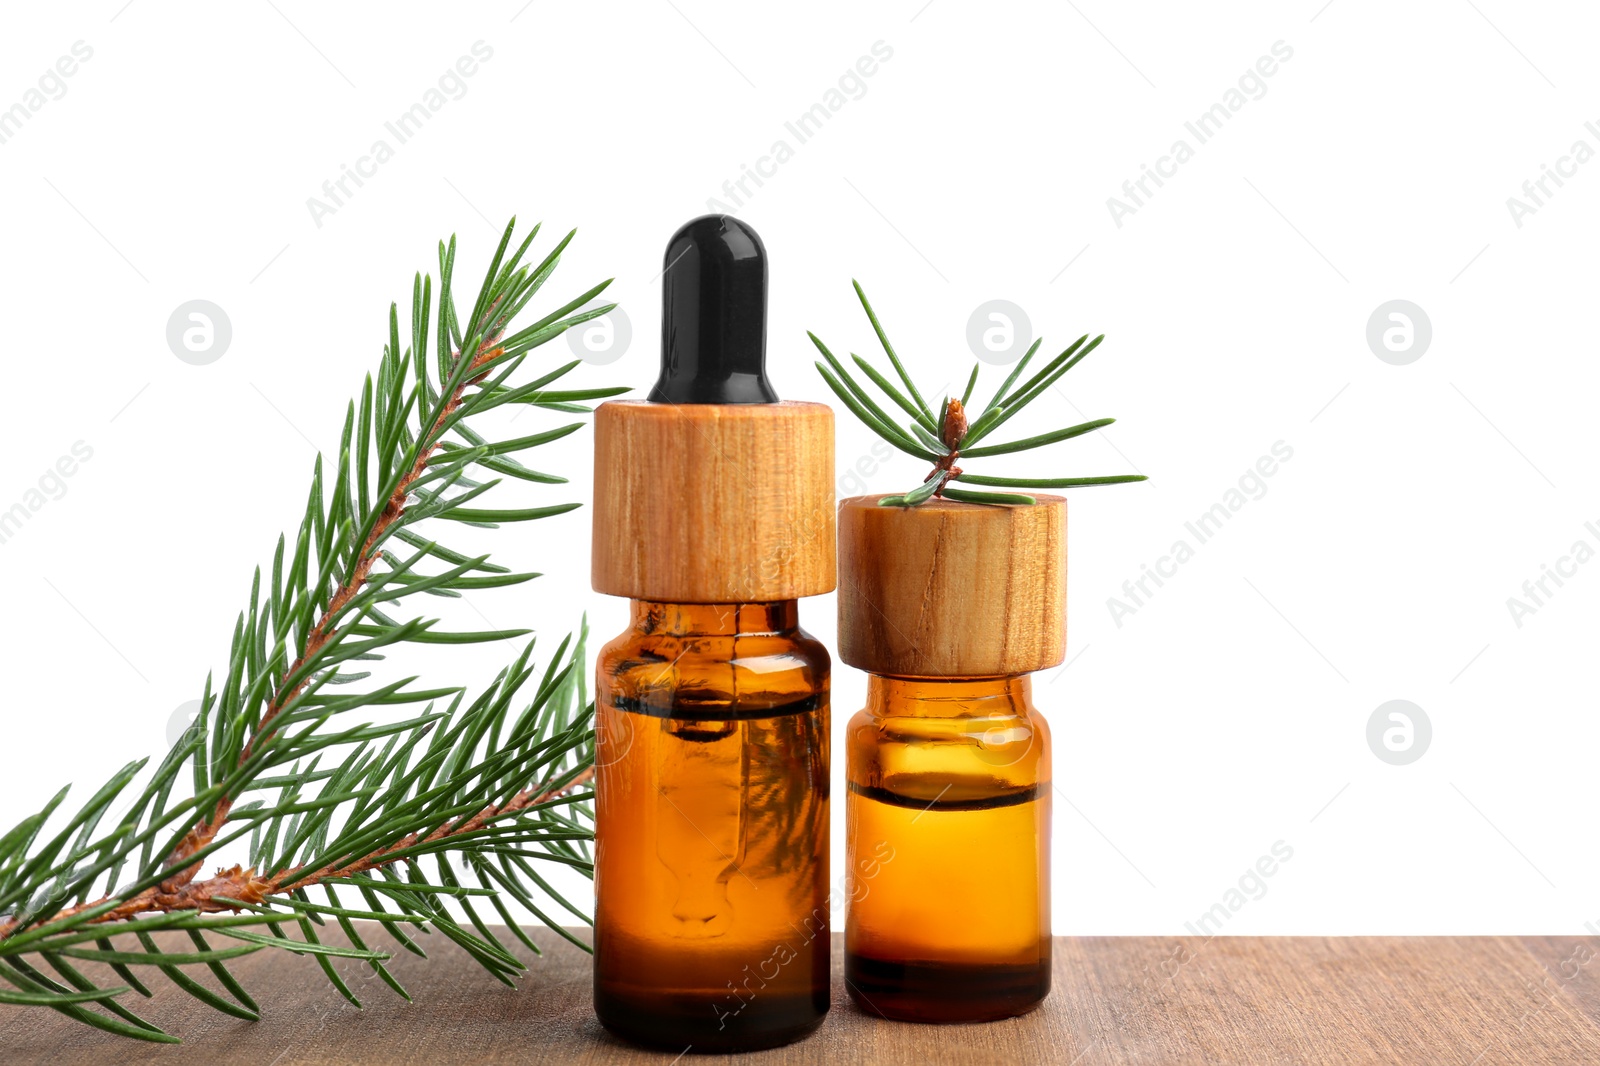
<box><xmin>593</xmin><ymin>601</ymin><xmax>830</xmax><ymax>1049</ymax></box>
<box><xmin>589</xmin><ymin>215</ymin><xmax>836</xmax><ymax>1050</ymax></box>
<box><xmin>837</xmin><ymin>493</ymin><xmax>1066</xmax><ymax>1023</ymax></box>
<box><xmin>845</xmin><ymin>674</ymin><xmax>1050</xmax><ymax>1021</ymax></box>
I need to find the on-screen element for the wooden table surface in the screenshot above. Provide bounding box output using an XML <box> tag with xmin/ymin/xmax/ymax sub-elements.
<box><xmin>5</xmin><ymin>929</ymin><xmax>1600</xmax><ymax>1065</ymax></box>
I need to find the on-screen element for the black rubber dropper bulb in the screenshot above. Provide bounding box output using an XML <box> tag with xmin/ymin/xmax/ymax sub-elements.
<box><xmin>649</xmin><ymin>214</ymin><xmax>778</xmax><ymax>404</ymax></box>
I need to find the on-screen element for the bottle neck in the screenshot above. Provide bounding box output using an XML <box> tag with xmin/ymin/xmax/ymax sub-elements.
<box><xmin>865</xmin><ymin>674</ymin><xmax>1033</xmax><ymax>718</ymax></box>
<box><xmin>628</xmin><ymin>599</ymin><xmax>800</xmax><ymax>637</ymax></box>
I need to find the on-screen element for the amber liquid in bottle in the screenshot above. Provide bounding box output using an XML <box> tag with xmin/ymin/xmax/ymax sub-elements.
<box><xmin>594</xmin><ymin>601</ymin><xmax>830</xmax><ymax>1051</ymax></box>
<box><xmin>845</xmin><ymin>674</ymin><xmax>1051</xmax><ymax>1023</ymax></box>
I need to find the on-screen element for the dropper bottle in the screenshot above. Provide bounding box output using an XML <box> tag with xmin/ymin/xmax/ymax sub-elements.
<box><xmin>590</xmin><ymin>216</ymin><xmax>836</xmax><ymax>1051</ymax></box>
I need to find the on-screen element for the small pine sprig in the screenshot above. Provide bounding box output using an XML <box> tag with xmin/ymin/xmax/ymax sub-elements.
<box><xmin>811</xmin><ymin>280</ymin><xmax>1146</xmax><ymax>506</ymax></box>
<box><xmin>0</xmin><ymin>217</ymin><xmax>620</xmax><ymax>1043</ymax></box>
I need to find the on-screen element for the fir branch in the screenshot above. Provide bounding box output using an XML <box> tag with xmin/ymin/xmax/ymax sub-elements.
<box><xmin>0</xmin><ymin>218</ymin><xmax>613</xmax><ymax>1042</ymax></box>
<box><xmin>812</xmin><ymin>283</ymin><xmax>1147</xmax><ymax>505</ymax></box>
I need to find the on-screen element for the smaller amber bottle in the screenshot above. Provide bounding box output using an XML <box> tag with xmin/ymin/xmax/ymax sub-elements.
<box><xmin>837</xmin><ymin>493</ymin><xmax>1065</xmax><ymax>1023</ymax></box>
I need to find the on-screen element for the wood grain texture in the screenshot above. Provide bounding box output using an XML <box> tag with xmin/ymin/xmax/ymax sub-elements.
<box><xmin>13</xmin><ymin>930</ymin><xmax>1598</xmax><ymax>1065</ymax></box>
<box><xmin>837</xmin><ymin>494</ymin><xmax>1066</xmax><ymax>677</ymax></box>
<box><xmin>591</xmin><ymin>401</ymin><xmax>835</xmax><ymax>603</ymax></box>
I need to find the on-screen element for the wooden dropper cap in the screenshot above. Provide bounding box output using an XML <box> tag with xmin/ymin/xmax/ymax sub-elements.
<box><xmin>591</xmin><ymin>216</ymin><xmax>835</xmax><ymax>604</ymax></box>
<box><xmin>837</xmin><ymin>493</ymin><xmax>1066</xmax><ymax>677</ymax></box>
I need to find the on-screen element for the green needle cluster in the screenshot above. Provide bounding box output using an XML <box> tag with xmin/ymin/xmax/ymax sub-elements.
<box><xmin>811</xmin><ymin>281</ymin><xmax>1146</xmax><ymax>506</ymax></box>
<box><xmin>0</xmin><ymin>218</ymin><xmax>621</xmax><ymax>1043</ymax></box>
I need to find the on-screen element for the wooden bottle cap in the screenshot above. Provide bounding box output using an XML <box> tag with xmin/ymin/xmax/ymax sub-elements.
<box><xmin>837</xmin><ymin>493</ymin><xmax>1066</xmax><ymax>677</ymax></box>
<box><xmin>591</xmin><ymin>400</ymin><xmax>836</xmax><ymax>603</ymax></box>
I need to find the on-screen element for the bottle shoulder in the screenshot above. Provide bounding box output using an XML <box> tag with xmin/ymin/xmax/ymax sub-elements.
<box><xmin>847</xmin><ymin>686</ymin><xmax>1048</xmax><ymax>789</ymax></box>
<box><xmin>598</xmin><ymin>624</ymin><xmax>830</xmax><ymax>673</ymax></box>
<box><xmin>597</xmin><ymin>619</ymin><xmax>830</xmax><ymax>715</ymax></box>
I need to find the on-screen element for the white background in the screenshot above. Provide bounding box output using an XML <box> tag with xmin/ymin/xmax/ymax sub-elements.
<box><xmin>1</xmin><ymin>0</ymin><xmax>1596</xmax><ymax>940</ymax></box>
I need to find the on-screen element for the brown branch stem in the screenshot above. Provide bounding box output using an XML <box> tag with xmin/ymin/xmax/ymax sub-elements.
<box><xmin>926</xmin><ymin>397</ymin><xmax>968</xmax><ymax>498</ymax></box>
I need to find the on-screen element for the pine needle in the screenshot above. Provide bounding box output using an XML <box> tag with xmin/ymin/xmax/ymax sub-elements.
<box><xmin>811</xmin><ymin>286</ymin><xmax>1143</xmax><ymax>505</ymax></box>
